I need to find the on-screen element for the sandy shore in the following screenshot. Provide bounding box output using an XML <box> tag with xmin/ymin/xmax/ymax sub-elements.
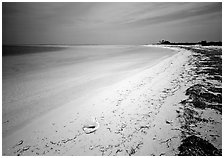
<box><xmin>3</xmin><ymin>45</ymin><xmax>174</xmax><ymax>137</ymax></box>
<box><xmin>2</xmin><ymin>45</ymin><xmax>222</xmax><ymax>156</ymax></box>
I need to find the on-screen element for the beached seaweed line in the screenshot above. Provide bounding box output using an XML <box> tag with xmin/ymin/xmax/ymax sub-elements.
<box><xmin>174</xmin><ymin>46</ymin><xmax>222</xmax><ymax>156</ymax></box>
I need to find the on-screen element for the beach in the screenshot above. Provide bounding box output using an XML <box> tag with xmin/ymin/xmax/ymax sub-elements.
<box><xmin>2</xmin><ymin>45</ymin><xmax>222</xmax><ymax>156</ymax></box>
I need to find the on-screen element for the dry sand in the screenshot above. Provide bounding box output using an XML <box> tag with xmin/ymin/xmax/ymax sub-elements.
<box><xmin>2</xmin><ymin>45</ymin><xmax>221</xmax><ymax>156</ymax></box>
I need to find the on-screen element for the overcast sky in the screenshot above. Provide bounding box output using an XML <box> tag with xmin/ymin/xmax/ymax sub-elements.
<box><xmin>2</xmin><ymin>2</ymin><xmax>222</xmax><ymax>45</ymax></box>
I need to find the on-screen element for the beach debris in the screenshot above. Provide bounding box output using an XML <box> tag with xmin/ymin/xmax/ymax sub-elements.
<box><xmin>82</xmin><ymin>117</ymin><xmax>100</xmax><ymax>134</ymax></box>
<box><xmin>159</xmin><ymin>153</ymin><xmax>166</xmax><ymax>156</ymax></box>
<box><xmin>178</xmin><ymin>135</ymin><xmax>221</xmax><ymax>156</ymax></box>
<box><xmin>16</xmin><ymin>146</ymin><xmax>31</xmax><ymax>156</ymax></box>
<box><xmin>128</xmin><ymin>147</ymin><xmax>136</xmax><ymax>156</ymax></box>
<box><xmin>107</xmin><ymin>127</ymin><xmax>112</xmax><ymax>132</ymax></box>
<box><xmin>139</xmin><ymin>125</ymin><xmax>150</xmax><ymax>130</ymax></box>
<box><xmin>116</xmin><ymin>149</ymin><xmax>122</xmax><ymax>153</ymax></box>
<box><xmin>165</xmin><ymin>120</ymin><xmax>173</xmax><ymax>124</ymax></box>
<box><xmin>3</xmin><ymin>120</ymin><xmax>9</xmax><ymax>124</ymax></box>
<box><xmin>21</xmin><ymin>146</ymin><xmax>31</xmax><ymax>152</ymax></box>
<box><xmin>13</xmin><ymin>140</ymin><xmax>24</xmax><ymax>148</ymax></box>
<box><xmin>175</xmin><ymin>46</ymin><xmax>222</xmax><ymax>156</ymax></box>
<box><xmin>89</xmin><ymin>146</ymin><xmax>94</xmax><ymax>150</ymax></box>
<box><xmin>185</xmin><ymin>84</ymin><xmax>222</xmax><ymax>112</ymax></box>
<box><xmin>186</xmin><ymin>84</ymin><xmax>221</xmax><ymax>103</ymax></box>
<box><xmin>180</xmin><ymin>99</ymin><xmax>187</xmax><ymax>104</ymax></box>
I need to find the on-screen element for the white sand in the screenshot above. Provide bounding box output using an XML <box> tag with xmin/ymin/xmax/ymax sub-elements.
<box><xmin>3</xmin><ymin>45</ymin><xmax>174</xmax><ymax>137</ymax></box>
<box><xmin>3</xmin><ymin>45</ymin><xmax>191</xmax><ymax>155</ymax></box>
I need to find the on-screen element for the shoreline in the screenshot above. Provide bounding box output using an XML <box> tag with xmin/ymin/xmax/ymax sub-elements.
<box><xmin>2</xmin><ymin>45</ymin><xmax>181</xmax><ymax>155</ymax></box>
<box><xmin>2</xmin><ymin>45</ymin><xmax>175</xmax><ymax>138</ymax></box>
<box><xmin>3</xmin><ymin>45</ymin><xmax>221</xmax><ymax>156</ymax></box>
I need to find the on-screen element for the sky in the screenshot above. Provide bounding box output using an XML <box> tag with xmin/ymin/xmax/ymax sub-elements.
<box><xmin>2</xmin><ymin>2</ymin><xmax>222</xmax><ymax>45</ymax></box>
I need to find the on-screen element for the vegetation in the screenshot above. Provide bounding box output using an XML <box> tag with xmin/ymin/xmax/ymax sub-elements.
<box><xmin>157</xmin><ymin>40</ymin><xmax>222</xmax><ymax>46</ymax></box>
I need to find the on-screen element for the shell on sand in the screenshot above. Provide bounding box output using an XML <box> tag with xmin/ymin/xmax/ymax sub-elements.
<box><xmin>82</xmin><ymin>117</ymin><xmax>100</xmax><ymax>134</ymax></box>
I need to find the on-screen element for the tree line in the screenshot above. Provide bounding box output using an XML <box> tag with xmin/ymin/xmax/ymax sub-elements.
<box><xmin>157</xmin><ymin>40</ymin><xmax>222</xmax><ymax>46</ymax></box>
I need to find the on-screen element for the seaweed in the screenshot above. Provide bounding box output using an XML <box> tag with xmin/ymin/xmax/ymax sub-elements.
<box><xmin>185</xmin><ymin>84</ymin><xmax>222</xmax><ymax>111</ymax></box>
<box><xmin>176</xmin><ymin>46</ymin><xmax>222</xmax><ymax>155</ymax></box>
<box><xmin>178</xmin><ymin>135</ymin><xmax>221</xmax><ymax>156</ymax></box>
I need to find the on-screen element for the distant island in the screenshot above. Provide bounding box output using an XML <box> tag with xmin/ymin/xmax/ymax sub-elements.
<box><xmin>157</xmin><ymin>40</ymin><xmax>222</xmax><ymax>46</ymax></box>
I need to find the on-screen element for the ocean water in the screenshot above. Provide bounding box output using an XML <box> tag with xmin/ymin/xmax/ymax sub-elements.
<box><xmin>3</xmin><ymin>45</ymin><xmax>175</xmax><ymax>78</ymax></box>
<box><xmin>2</xmin><ymin>45</ymin><xmax>176</xmax><ymax>136</ymax></box>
